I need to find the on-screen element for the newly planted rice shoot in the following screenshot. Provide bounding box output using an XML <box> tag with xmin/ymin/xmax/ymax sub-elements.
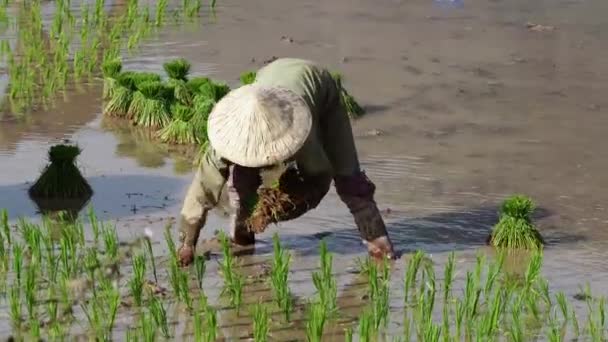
<box><xmin>218</xmin><ymin>232</ymin><xmax>244</xmax><ymax>314</ymax></box>
<box><xmin>194</xmin><ymin>255</ymin><xmax>206</xmax><ymax>290</ymax></box>
<box><xmin>252</xmin><ymin>301</ymin><xmax>270</xmax><ymax>342</ymax></box>
<box><xmin>129</xmin><ymin>253</ymin><xmax>146</xmax><ymax>306</ymax></box>
<box><xmin>149</xmin><ymin>296</ymin><xmax>170</xmax><ymax>338</ymax></box>
<box><xmin>311</xmin><ymin>240</ymin><xmax>337</xmax><ymax>315</ymax></box>
<box><xmin>270</xmin><ymin>233</ymin><xmax>293</xmax><ymax>321</ymax></box>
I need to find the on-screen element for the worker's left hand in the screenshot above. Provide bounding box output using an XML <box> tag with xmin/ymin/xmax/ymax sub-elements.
<box><xmin>365</xmin><ymin>236</ymin><xmax>398</xmax><ymax>260</ymax></box>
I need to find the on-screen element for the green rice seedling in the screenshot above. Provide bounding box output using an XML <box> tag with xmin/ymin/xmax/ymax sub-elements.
<box><xmin>312</xmin><ymin>240</ymin><xmax>337</xmax><ymax>315</ymax></box>
<box><xmin>344</xmin><ymin>327</ymin><xmax>353</xmax><ymax>342</ymax></box>
<box><xmin>129</xmin><ymin>253</ymin><xmax>146</xmax><ymax>307</ymax></box>
<box><xmin>240</xmin><ymin>71</ymin><xmax>256</xmax><ymax>85</ymax></box>
<box><xmin>365</xmin><ymin>257</ymin><xmax>390</xmax><ymax>330</ymax></box>
<box><xmin>158</xmin><ymin>104</ymin><xmax>198</xmax><ymax>144</ymax></box>
<box><xmin>404</xmin><ymin>250</ymin><xmax>424</xmax><ymax>304</ymax></box>
<box><xmin>155</xmin><ymin>0</ymin><xmax>168</xmax><ymax>26</ymax></box>
<box><xmin>143</xmin><ymin>234</ymin><xmax>158</xmax><ymax>283</ymax></box>
<box><xmin>442</xmin><ymin>252</ymin><xmax>455</xmax><ymax>338</ymax></box>
<box><xmin>102</xmin><ymin>58</ymin><xmax>122</xmax><ymax>100</ymax></box>
<box><xmin>489</xmin><ymin>195</ymin><xmax>544</xmax><ymax>249</ymax></box>
<box><xmin>128</xmin><ymin>81</ymin><xmax>172</xmax><ymax>128</ymax></box>
<box><xmin>186</xmin><ymin>0</ymin><xmax>202</xmax><ymax>17</ymax></box>
<box><xmin>306</xmin><ymin>301</ymin><xmax>328</xmax><ymax>342</ymax></box>
<box><xmin>9</xmin><ymin>282</ymin><xmax>21</xmax><ymax>328</ymax></box>
<box><xmin>149</xmin><ymin>296</ymin><xmax>170</xmax><ymax>338</ymax></box>
<box><xmin>178</xmin><ymin>270</ymin><xmax>194</xmax><ymax>310</ymax></box>
<box><xmin>218</xmin><ymin>232</ymin><xmax>244</xmax><ymax>313</ymax></box>
<box><xmin>24</xmin><ymin>263</ymin><xmax>38</xmax><ymax>320</ymax></box>
<box><xmin>270</xmin><ymin>233</ymin><xmax>293</xmax><ymax>321</ymax></box>
<box><xmin>29</xmin><ymin>317</ymin><xmax>41</xmax><ymax>339</ymax></box>
<box><xmin>194</xmin><ymin>255</ymin><xmax>206</xmax><ymax>290</ymax></box>
<box><xmin>164</xmin><ymin>225</ymin><xmax>177</xmax><ymax>262</ymax></box>
<box><xmin>358</xmin><ymin>309</ymin><xmax>373</xmax><ymax>342</ymax></box>
<box><xmin>204</xmin><ymin>305</ymin><xmax>218</xmax><ymax>341</ymax></box>
<box><xmin>87</xmin><ymin>206</ymin><xmax>100</xmax><ymax>245</ymax></box>
<box><xmin>252</xmin><ymin>301</ymin><xmax>270</xmax><ymax>342</ymax></box>
<box><xmin>194</xmin><ymin>309</ymin><xmax>204</xmax><ymax>340</ymax></box>
<box><xmin>102</xmin><ymin>223</ymin><xmax>119</xmax><ymax>262</ymax></box>
<box><xmin>331</xmin><ymin>72</ymin><xmax>365</xmax><ymax>119</ymax></box>
<box><xmin>12</xmin><ymin>242</ymin><xmax>23</xmax><ymax>286</ymax></box>
<box><xmin>166</xmin><ymin>78</ymin><xmax>193</xmax><ymax>105</ymax></box>
<box><xmin>28</xmin><ymin>144</ymin><xmax>93</xmax><ymax>200</ymax></box>
<box><xmin>1</xmin><ymin>208</ymin><xmax>10</xmax><ymax>245</ymax></box>
<box><xmin>140</xmin><ymin>311</ymin><xmax>157</xmax><ymax>341</ymax></box>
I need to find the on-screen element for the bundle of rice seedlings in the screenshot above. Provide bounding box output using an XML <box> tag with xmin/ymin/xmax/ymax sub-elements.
<box><xmin>245</xmin><ymin>169</ymin><xmax>331</xmax><ymax>233</ymax></box>
<box><xmin>164</xmin><ymin>58</ymin><xmax>193</xmax><ymax>105</ymax></box>
<box><xmin>198</xmin><ymin>81</ymin><xmax>231</xmax><ymax>102</ymax></box>
<box><xmin>186</xmin><ymin>77</ymin><xmax>211</xmax><ymax>93</ymax></box>
<box><xmin>103</xmin><ymin>72</ymin><xmax>137</xmax><ymax>117</ymax></box>
<box><xmin>488</xmin><ymin>195</ymin><xmax>544</xmax><ymax>250</ymax></box>
<box><xmin>28</xmin><ymin>144</ymin><xmax>93</xmax><ymax>199</ymax></box>
<box><xmin>157</xmin><ymin>104</ymin><xmax>198</xmax><ymax>144</ymax></box>
<box><xmin>331</xmin><ymin>72</ymin><xmax>365</xmax><ymax>119</ymax></box>
<box><xmin>102</xmin><ymin>58</ymin><xmax>122</xmax><ymax>100</ymax></box>
<box><xmin>240</xmin><ymin>71</ymin><xmax>256</xmax><ymax>85</ymax></box>
<box><xmin>163</xmin><ymin>58</ymin><xmax>191</xmax><ymax>81</ymax></box>
<box><xmin>166</xmin><ymin>78</ymin><xmax>193</xmax><ymax>106</ymax></box>
<box><xmin>190</xmin><ymin>96</ymin><xmax>215</xmax><ymax>144</ymax></box>
<box><xmin>128</xmin><ymin>81</ymin><xmax>172</xmax><ymax>128</ymax></box>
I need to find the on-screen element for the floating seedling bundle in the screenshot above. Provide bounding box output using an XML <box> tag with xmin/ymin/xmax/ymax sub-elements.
<box><xmin>331</xmin><ymin>72</ymin><xmax>365</xmax><ymax>119</ymax></box>
<box><xmin>488</xmin><ymin>195</ymin><xmax>545</xmax><ymax>249</ymax></box>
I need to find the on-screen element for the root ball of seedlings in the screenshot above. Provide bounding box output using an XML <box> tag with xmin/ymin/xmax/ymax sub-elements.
<box><xmin>128</xmin><ymin>81</ymin><xmax>172</xmax><ymax>129</ymax></box>
<box><xmin>163</xmin><ymin>58</ymin><xmax>191</xmax><ymax>81</ymax></box>
<box><xmin>488</xmin><ymin>195</ymin><xmax>544</xmax><ymax>250</ymax></box>
<box><xmin>29</xmin><ymin>144</ymin><xmax>93</xmax><ymax>200</ymax></box>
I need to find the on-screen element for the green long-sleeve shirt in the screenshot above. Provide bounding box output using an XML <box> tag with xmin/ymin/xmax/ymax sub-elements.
<box><xmin>184</xmin><ymin>58</ymin><xmax>360</xmax><ymax>214</ymax></box>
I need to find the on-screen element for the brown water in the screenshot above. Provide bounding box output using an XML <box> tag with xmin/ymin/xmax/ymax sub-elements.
<box><xmin>1</xmin><ymin>0</ymin><xmax>608</xmax><ymax>339</ymax></box>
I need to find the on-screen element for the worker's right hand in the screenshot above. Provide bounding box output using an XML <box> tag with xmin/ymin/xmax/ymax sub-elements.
<box><xmin>178</xmin><ymin>245</ymin><xmax>195</xmax><ymax>267</ymax></box>
<box><xmin>365</xmin><ymin>235</ymin><xmax>398</xmax><ymax>260</ymax></box>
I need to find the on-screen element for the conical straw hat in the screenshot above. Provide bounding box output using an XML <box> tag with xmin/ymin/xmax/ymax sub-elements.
<box><xmin>207</xmin><ymin>84</ymin><xmax>313</xmax><ymax>168</ymax></box>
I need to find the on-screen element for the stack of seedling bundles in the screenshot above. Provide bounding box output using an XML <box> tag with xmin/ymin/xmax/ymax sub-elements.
<box><xmin>101</xmin><ymin>58</ymin><xmax>233</xmax><ymax>148</ymax></box>
<box><xmin>28</xmin><ymin>144</ymin><xmax>93</xmax><ymax>218</ymax></box>
<box><xmin>488</xmin><ymin>194</ymin><xmax>545</xmax><ymax>250</ymax></box>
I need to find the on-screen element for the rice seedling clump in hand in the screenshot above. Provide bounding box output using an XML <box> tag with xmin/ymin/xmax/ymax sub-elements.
<box><xmin>331</xmin><ymin>72</ymin><xmax>365</xmax><ymax>119</ymax></box>
<box><xmin>128</xmin><ymin>80</ymin><xmax>173</xmax><ymax>129</ymax></box>
<box><xmin>28</xmin><ymin>144</ymin><xmax>93</xmax><ymax>200</ymax></box>
<box><xmin>157</xmin><ymin>104</ymin><xmax>198</xmax><ymax>144</ymax></box>
<box><xmin>101</xmin><ymin>58</ymin><xmax>122</xmax><ymax>100</ymax></box>
<box><xmin>488</xmin><ymin>194</ymin><xmax>544</xmax><ymax>249</ymax></box>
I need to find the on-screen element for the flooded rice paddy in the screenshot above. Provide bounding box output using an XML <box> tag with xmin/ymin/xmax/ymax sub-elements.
<box><xmin>1</xmin><ymin>0</ymin><xmax>608</xmax><ymax>340</ymax></box>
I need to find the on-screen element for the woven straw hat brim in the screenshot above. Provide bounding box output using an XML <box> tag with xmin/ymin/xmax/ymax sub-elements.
<box><xmin>207</xmin><ymin>84</ymin><xmax>313</xmax><ymax>168</ymax></box>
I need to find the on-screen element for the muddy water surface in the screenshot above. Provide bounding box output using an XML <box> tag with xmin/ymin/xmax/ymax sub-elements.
<box><xmin>1</xmin><ymin>0</ymin><xmax>608</xmax><ymax>339</ymax></box>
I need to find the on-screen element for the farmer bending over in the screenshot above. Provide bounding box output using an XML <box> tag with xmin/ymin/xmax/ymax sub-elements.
<box><xmin>177</xmin><ymin>58</ymin><xmax>396</xmax><ymax>266</ymax></box>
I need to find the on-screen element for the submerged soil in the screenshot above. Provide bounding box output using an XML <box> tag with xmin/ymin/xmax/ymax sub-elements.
<box><xmin>1</xmin><ymin>0</ymin><xmax>608</xmax><ymax>339</ymax></box>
